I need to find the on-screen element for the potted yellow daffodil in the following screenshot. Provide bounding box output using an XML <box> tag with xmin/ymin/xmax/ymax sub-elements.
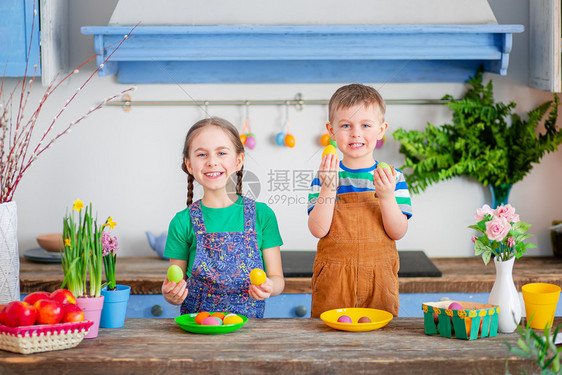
<box><xmin>61</xmin><ymin>199</ymin><xmax>111</xmax><ymax>338</ymax></box>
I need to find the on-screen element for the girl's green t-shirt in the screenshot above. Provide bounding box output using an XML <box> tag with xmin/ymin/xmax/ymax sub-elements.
<box><xmin>164</xmin><ymin>197</ymin><xmax>283</xmax><ymax>277</ymax></box>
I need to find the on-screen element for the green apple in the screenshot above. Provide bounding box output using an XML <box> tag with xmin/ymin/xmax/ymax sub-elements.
<box><xmin>167</xmin><ymin>265</ymin><xmax>183</xmax><ymax>283</ymax></box>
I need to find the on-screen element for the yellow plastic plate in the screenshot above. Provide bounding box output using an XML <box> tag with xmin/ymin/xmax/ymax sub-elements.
<box><xmin>320</xmin><ymin>308</ymin><xmax>393</xmax><ymax>332</ymax></box>
<box><xmin>175</xmin><ymin>313</ymin><xmax>248</xmax><ymax>335</ymax></box>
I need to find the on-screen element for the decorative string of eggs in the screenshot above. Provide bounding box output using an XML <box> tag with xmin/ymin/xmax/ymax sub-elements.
<box><xmin>240</xmin><ymin>117</ymin><xmax>256</xmax><ymax>150</ymax></box>
<box><xmin>241</xmin><ymin>133</ymin><xmax>256</xmax><ymax>150</ymax></box>
<box><xmin>275</xmin><ymin>121</ymin><xmax>296</xmax><ymax>148</ymax></box>
<box><xmin>284</xmin><ymin>134</ymin><xmax>295</xmax><ymax>148</ymax></box>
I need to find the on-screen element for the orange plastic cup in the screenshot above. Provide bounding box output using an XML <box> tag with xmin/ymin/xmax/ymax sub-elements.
<box><xmin>522</xmin><ymin>283</ymin><xmax>561</xmax><ymax>329</ymax></box>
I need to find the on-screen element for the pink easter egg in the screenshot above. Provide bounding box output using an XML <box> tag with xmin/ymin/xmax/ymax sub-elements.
<box><xmin>201</xmin><ymin>316</ymin><xmax>223</xmax><ymax>326</ymax></box>
<box><xmin>448</xmin><ymin>302</ymin><xmax>463</xmax><ymax>310</ymax></box>
<box><xmin>245</xmin><ymin>135</ymin><xmax>256</xmax><ymax>150</ymax></box>
<box><xmin>337</xmin><ymin>315</ymin><xmax>352</xmax><ymax>323</ymax></box>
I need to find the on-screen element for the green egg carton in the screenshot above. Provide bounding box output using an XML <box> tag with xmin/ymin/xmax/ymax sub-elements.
<box><xmin>422</xmin><ymin>301</ymin><xmax>499</xmax><ymax>340</ymax></box>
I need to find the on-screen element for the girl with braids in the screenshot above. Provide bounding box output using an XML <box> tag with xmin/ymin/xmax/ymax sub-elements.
<box><xmin>162</xmin><ymin>117</ymin><xmax>284</xmax><ymax>318</ymax></box>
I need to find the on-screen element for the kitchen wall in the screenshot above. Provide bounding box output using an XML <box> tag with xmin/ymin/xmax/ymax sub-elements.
<box><xmin>10</xmin><ymin>0</ymin><xmax>562</xmax><ymax>259</ymax></box>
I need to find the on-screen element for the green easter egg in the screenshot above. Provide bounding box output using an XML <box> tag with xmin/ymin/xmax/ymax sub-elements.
<box><xmin>377</xmin><ymin>162</ymin><xmax>391</xmax><ymax>171</ymax></box>
<box><xmin>329</xmin><ymin>139</ymin><xmax>337</xmax><ymax>147</ymax></box>
<box><xmin>167</xmin><ymin>264</ymin><xmax>184</xmax><ymax>283</ymax></box>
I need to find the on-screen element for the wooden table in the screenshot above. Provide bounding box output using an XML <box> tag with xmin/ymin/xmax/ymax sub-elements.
<box><xmin>19</xmin><ymin>256</ymin><xmax>562</xmax><ymax>294</ymax></box>
<box><xmin>0</xmin><ymin>317</ymin><xmax>558</xmax><ymax>374</ymax></box>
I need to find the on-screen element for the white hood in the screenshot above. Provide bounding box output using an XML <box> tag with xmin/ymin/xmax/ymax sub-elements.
<box><xmin>108</xmin><ymin>0</ymin><xmax>498</xmax><ymax>26</ymax></box>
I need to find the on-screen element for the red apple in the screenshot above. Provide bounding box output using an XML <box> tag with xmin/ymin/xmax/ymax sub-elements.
<box><xmin>61</xmin><ymin>303</ymin><xmax>84</xmax><ymax>323</ymax></box>
<box><xmin>23</xmin><ymin>291</ymin><xmax>52</xmax><ymax>305</ymax></box>
<box><xmin>50</xmin><ymin>289</ymin><xmax>76</xmax><ymax>305</ymax></box>
<box><xmin>34</xmin><ymin>299</ymin><xmax>63</xmax><ymax>325</ymax></box>
<box><xmin>4</xmin><ymin>301</ymin><xmax>37</xmax><ymax>327</ymax></box>
<box><xmin>0</xmin><ymin>304</ymin><xmax>7</xmax><ymax>325</ymax></box>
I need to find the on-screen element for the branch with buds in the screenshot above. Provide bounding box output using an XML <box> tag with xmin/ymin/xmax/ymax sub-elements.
<box><xmin>0</xmin><ymin>7</ymin><xmax>137</xmax><ymax>203</ymax></box>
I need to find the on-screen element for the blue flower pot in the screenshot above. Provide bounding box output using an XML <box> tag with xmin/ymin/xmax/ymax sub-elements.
<box><xmin>100</xmin><ymin>284</ymin><xmax>130</xmax><ymax>328</ymax></box>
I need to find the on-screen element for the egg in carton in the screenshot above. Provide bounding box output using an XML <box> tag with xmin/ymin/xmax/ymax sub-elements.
<box><xmin>422</xmin><ymin>301</ymin><xmax>499</xmax><ymax>340</ymax></box>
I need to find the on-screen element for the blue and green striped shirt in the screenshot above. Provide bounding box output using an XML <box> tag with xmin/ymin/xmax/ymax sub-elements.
<box><xmin>307</xmin><ymin>161</ymin><xmax>412</xmax><ymax>219</ymax></box>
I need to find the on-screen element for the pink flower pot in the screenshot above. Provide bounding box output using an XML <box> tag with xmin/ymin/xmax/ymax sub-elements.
<box><xmin>76</xmin><ymin>296</ymin><xmax>104</xmax><ymax>339</ymax></box>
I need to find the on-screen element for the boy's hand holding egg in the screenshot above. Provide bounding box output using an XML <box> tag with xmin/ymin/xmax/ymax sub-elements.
<box><xmin>374</xmin><ymin>161</ymin><xmax>398</xmax><ymax>195</ymax></box>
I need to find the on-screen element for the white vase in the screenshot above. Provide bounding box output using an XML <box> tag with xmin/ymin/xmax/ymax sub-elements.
<box><xmin>488</xmin><ymin>257</ymin><xmax>521</xmax><ymax>333</ymax></box>
<box><xmin>0</xmin><ymin>201</ymin><xmax>21</xmax><ymax>304</ymax></box>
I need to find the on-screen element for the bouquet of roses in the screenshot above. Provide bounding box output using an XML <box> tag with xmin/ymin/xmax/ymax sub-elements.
<box><xmin>469</xmin><ymin>204</ymin><xmax>535</xmax><ymax>265</ymax></box>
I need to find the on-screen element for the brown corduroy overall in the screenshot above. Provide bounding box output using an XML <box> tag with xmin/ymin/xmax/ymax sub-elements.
<box><xmin>311</xmin><ymin>191</ymin><xmax>400</xmax><ymax>318</ymax></box>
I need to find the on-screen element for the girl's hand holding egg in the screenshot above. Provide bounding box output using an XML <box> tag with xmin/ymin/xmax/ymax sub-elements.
<box><xmin>162</xmin><ymin>264</ymin><xmax>188</xmax><ymax>305</ymax></box>
<box><xmin>249</xmin><ymin>270</ymin><xmax>273</xmax><ymax>300</ymax></box>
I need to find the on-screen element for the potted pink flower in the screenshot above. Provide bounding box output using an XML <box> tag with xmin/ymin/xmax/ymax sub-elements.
<box><xmin>100</xmin><ymin>221</ymin><xmax>130</xmax><ymax>329</ymax></box>
<box><xmin>101</xmin><ymin>222</ymin><xmax>119</xmax><ymax>291</ymax></box>
<box><xmin>469</xmin><ymin>203</ymin><xmax>535</xmax><ymax>333</ymax></box>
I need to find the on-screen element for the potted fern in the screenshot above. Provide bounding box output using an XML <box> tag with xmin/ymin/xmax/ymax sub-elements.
<box><xmin>392</xmin><ymin>70</ymin><xmax>561</xmax><ymax>208</ymax></box>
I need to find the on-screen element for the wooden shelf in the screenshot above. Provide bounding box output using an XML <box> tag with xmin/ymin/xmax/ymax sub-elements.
<box><xmin>81</xmin><ymin>24</ymin><xmax>524</xmax><ymax>83</ymax></box>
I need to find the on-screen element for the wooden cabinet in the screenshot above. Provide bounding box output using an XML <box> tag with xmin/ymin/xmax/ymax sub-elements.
<box><xmin>0</xmin><ymin>0</ymin><xmax>41</xmax><ymax>77</ymax></box>
<box><xmin>530</xmin><ymin>0</ymin><xmax>561</xmax><ymax>92</ymax></box>
<box><xmin>0</xmin><ymin>0</ymin><xmax>69</xmax><ymax>84</ymax></box>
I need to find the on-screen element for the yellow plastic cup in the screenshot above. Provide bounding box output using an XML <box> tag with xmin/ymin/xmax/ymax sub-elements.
<box><xmin>521</xmin><ymin>283</ymin><xmax>561</xmax><ymax>329</ymax></box>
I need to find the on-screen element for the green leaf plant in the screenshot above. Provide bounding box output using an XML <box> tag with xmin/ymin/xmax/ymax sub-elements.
<box><xmin>392</xmin><ymin>70</ymin><xmax>561</xmax><ymax>194</ymax></box>
<box><xmin>504</xmin><ymin>320</ymin><xmax>561</xmax><ymax>374</ymax></box>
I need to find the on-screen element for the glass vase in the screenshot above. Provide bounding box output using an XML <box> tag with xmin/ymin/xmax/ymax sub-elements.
<box><xmin>489</xmin><ymin>183</ymin><xmax>512</xmax><ymax>208</ymax></box>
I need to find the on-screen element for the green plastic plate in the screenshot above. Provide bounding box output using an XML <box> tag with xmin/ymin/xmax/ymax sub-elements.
<box><xmin>175</xmin><ymin>313</ymin><xmax>248</xmax><ymax>335</ymax></box>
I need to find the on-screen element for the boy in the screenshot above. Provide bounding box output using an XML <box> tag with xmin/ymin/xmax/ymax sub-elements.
<box><xmin>307</xmin><ymin>84</ymin><xmax>412</xmax><ymax>317</ymax></box>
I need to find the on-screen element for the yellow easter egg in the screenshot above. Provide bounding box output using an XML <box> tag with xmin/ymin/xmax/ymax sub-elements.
<box><xmin>322</xmin><ymin>145</ymin><xmax>337</xmax><ymax>158</ymax></box>
<box><xmin>223</xmin><ymin>314</ymin><xmax>244</xmax><ymax>325</ymax></box>
<box><xmin>250</xmin><ymin>268</ymin><xmax>266</xmax><ymax>285</ymax></box>
<box><xmin>240</xmin><ymin>134</ymin><xmax>247</xmax><ymax>145</ymax></box>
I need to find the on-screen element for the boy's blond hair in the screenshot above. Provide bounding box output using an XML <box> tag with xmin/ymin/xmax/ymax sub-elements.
<box><xmin>328</xmin><ymin>84</ymin><xmax>386</xmax><ymax>123</ymax></box>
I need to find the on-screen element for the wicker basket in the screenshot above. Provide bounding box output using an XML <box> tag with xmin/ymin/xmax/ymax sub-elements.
<box><xmin>0</xmin><ymin>321</ymin><xmax>93</xmax><ymax>354</ymax></box>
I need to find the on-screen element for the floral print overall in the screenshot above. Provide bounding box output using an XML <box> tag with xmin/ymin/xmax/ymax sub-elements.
<box><xmin>181</xmin><ymin>197</ymin><xmax>265</xmax><ymax>318</ymax></box>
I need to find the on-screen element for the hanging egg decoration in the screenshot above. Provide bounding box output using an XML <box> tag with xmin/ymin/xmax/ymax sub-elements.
<box><xmin>284</xmin><ymin>134</ymin><xmax>296</xmax><ymax>148</ymax></box>
<box><xmin>320</xmin><ymin>133</ymin><xmax>331</xmax><ymax>147</ymax></box>
<box><xmin>275</xmin><ymin>132</ymin><xmax>286</xmax><ymax>146</ymax></box>
<box><xmin>241</xmin><ymin>115</ymin><xmax>256</xmax><ymax>150</ymax></box>
<box><xmin>245</xmin><ymin>133</ymin><xmax>256</xmax><ymax>150</ymax></box>
<box><xmin>375</xmin><ymin>135</ymin><xmax>385</xmax><ymax>149</ymax></box>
